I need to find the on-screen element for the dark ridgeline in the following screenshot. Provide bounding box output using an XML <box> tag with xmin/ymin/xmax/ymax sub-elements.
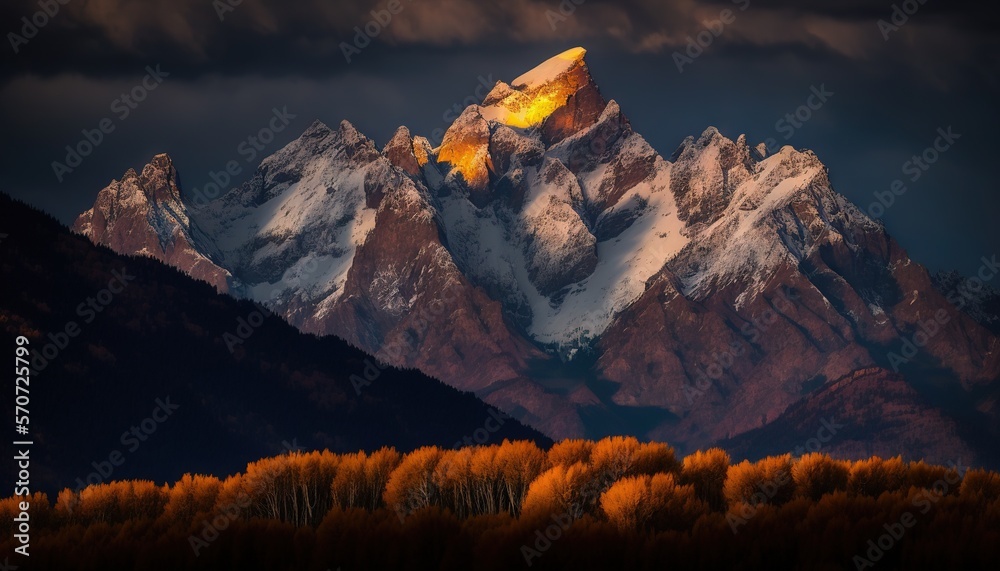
<box><xmin>0</xmin><ymin>192</ymin><xmax>550</xmax><ymax>495</ymax></box>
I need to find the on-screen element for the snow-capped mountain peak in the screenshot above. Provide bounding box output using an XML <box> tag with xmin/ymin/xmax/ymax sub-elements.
<box><xmin>513</xmin><ymin>46</ymin><xmax>588</xmax><ymax>89</ymax></box>
<box><xmin>74</xmin><ymin>48</ymin><xmax>1000</xmax><ymax>448</ymax></box>
<box><xmin>478</xmin><ymin>46</ymin><xmax>605</xmax><ymax>145</ymax></box>
<box><xmin>73</xmin><ymin>153</ymin><xmax>232</xmax><ymax>292</ymax></box>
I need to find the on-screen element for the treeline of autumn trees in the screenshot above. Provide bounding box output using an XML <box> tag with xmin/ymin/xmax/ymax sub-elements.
<box><xmin>2</xmin><ymin>438</ymin><xmax>999</xmax><ymax>570</ymax></box>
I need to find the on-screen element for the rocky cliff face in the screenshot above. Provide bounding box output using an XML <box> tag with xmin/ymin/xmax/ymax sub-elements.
<box><xmin>75</xmin><ymin>153</ymin><xmax>232</xmax><ymax>292</ymax></box>
<box><xmin>74</xmin><ymin>47</ymin><xmax>1000</xmax><ymax>464</ymax></box>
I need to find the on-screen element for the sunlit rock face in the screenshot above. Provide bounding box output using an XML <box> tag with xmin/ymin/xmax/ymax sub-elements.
<box><xmin>383</xmin><ymin>126</ymin><xmax>422</xmax><ymax>178</ymax></box>
<box><xmin>436</xmin><ymin>106</ymin><xmax>494</xmax><ymax>203</ymax></box>
<box><xmin>73</xmin><ymin>153</ymin><xmax>233</xmax><ymax>292</ymax></box>
<box><xmin>437</xmin><ymin>47</ymin><xmax>607</xmax><ymax>204</ymax></box>
<box><xmin>480</xmin><ymin>47</ymin><xmax>606</xmax><ymax>144</ymax></box>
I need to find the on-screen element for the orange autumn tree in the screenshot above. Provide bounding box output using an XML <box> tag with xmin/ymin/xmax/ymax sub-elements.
<box><xmin>599</xmin><ymin>475</ymin><xmax>649</xmax><ymax>531</ymax></box>
<box><xmin>331</xmin><ymin>448</ymin><xmax>401</xmax><ymax>510</ymax></box>
<box><xmin>494</xmin><ymin>440</ymin><xmax>546</xmax><ymax>516</ymax></box>
<box><xmin>0</xmin><ymin>491</ymin><xmax>51</xmax><ymax>535</ymax></box>
<box><xmin>847</xmin><ymin>456</ymin><xmax>907</xmax><ymax>497</ymax></box>
<box><xmin>384</xmin><ymin>446</ymin><xmax>444</xmax><ymax>518</ymax></box>
<box><xmin>160</xmin><ymin>473</ymin><xmax>223</xmax><ymax>525</ymax></box>
<box><xmin>433</xmin><ymin>447</ymin><xmax>476</xmax><ymax>518</ymax></box>
<box><xmin>724</xmin><ymin>454</ymin><xmax>795</xmax><ymax>508</ymax></box>
<box><xmin>905</xmin><ymin>460</ymin><xmax>960</xmax><ymax>491</ymax></box>
<box><xmin>960</xmin><ymin>468</ymin><xmax>1000</xmax><ymax>500</ymax></box>
<box><xmin>679</xmin><ymin>448</ymin><xmax>730</xmax><ymax>511</ymax></box>
<box><xmin>600</xmin><ymin>473</ymin><xmax>706</xmax><ymax>532</ymax></box>
<box><xmin>520</xmin><ymin>462</ymin><xmax>593</xmax><ymax>522</ymax></box>
<box><xmin>791</xmin><ymin>453</ymin><xmax>850</xmax><ymax>501</ymax></box>
<box><xmin>362</xmin><ymin>447</ymin><xmax>402</xmax><ymax>509</ymax></box>
<box><xmin>545</xmin><ymin>439</ymin><xmax>594</xmax><ymax>469</ymax></box>
<box><xmin>446</xmin><ymin>441</ymin><xmax>548</xmax><ymax>517</ymax></box>
<box><xmin>588</xmin><ymin>437</ymin><xmax>681</xmax><ymax>507</ymax></box>
<box><xmin>589</xmin><ymin>436</ymin><xmax>642</xmax><ymax>489</ymax></box>
<box><xmin>234</xmin><ymin>450</ymin><xmax>340</xmax><ymax>526</ymax></box>
<box><xmin>54</xmin><ymin>481</ymin><xmax>166</xmax><ymax>524</ymax></box>
<box><xmin>468</xmin><ymin>445</ymin><xmax>504</xmax><ymax>515</ymax></box>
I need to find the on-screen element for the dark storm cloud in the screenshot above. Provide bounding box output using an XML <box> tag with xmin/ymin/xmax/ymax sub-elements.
<box><xmin>2</xmin><ymin>0</ymin><xmax>994</xmax><ymax>84</ymax></box>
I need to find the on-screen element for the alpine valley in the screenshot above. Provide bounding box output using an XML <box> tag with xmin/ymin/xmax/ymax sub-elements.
<box><xmin>74</xmin><ymin>48</ymin><xmax>1000</xmax><ymax>467</ymax></box>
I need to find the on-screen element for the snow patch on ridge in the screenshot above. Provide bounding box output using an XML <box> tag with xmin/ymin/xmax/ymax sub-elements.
<box><xmin>513</xmin><ymin>47</ymin><xmax>587</xmax><ymax>89</ymax></box>
<box><xmin>193</xmin><ymin>122</ymin><xmax>380</xmax><ymax>308</ymax></box>
<box><xmin>525</xmin><ymin>157</ymin><xmax>688</xmax><ymax>349</ymax></box>
<box><xmin>435</xmin><ymin>108</ymin><xmax>690</xmax><ymax>350</ymax></box>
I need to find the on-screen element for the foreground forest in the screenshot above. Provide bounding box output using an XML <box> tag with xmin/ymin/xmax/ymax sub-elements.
<box><xmin>3</xmin><ymin>438</ymin><xmax>999</xmax><ymax>570</ymax></box>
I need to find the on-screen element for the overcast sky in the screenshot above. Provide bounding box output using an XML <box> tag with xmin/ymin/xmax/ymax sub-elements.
<box><xmin>1</xmin><ymin>0</ymin><xmax>997</xmax><ymax>275</ymax></box>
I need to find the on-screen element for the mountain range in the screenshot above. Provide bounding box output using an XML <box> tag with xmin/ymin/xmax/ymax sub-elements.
<box><xmin>71</xmin><ymin>47</ymin><xmax>1000</xmax><ymax>466</ymax></box>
